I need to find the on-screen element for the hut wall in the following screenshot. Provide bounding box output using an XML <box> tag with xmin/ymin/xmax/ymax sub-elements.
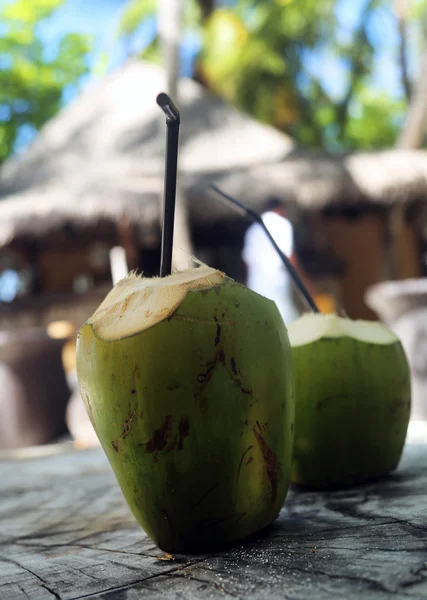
<box><xmin>394</xmin><ymin>221</ymin><xmax>422</xmax><ymax>280</ymax></box>
<box><xmin>39</xmin><ymin>248</ymin><xmax>110</xmax><ymax>293</ymax></box>
<box><xmin>325</xmin><ymin>214</ymin><xmax>384</xmax><ymax>320</ymax></box>
<box><xmin>39</xmin><ymin>250</ymin><xmax>93</xmax><ymax>293</ymax></box>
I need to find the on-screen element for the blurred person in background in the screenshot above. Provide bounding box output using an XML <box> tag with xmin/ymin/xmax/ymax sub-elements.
<box><xmin>242</xmin><ymin>198</ymin><xmax>300</xmax><ymax>325</ymax></box>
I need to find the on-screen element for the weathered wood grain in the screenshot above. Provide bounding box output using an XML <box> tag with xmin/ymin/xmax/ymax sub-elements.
<box><xmin>0</xmin><ymin>443</ymin><xmax>426</xmax><ymax>600</ymax></box>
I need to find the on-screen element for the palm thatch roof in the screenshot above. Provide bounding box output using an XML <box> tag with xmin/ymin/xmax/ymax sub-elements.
<box><xmin>0</xmin><ymin>59</ymin><xmax>426</xmax><ymax>247</ymax></box>
<box><xmin>196</xmin><ymin>149</ymin><xmax>427</xmax><ymax>213</ymax></box>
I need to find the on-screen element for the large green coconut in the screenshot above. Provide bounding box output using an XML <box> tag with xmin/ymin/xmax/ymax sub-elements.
<box><xmin>77</xmin><ymin>266</ymin><xmax>295</xmax><ymax>552</ymax></box>
<box><xmin>287</xmin><ymin>313</ymin><xmax>411</xmax><ymax>488</ymax></box>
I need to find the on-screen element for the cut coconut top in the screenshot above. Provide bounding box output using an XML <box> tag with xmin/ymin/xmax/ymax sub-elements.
<box><xmin>88</xmin><ymin>266</ymin><xmax>225</xmax><ymax>340</ymax></box>
<box><xmin>288</xmin><ymin>313</ymin><xmax>398</xmax><ymax>347</ymax></box>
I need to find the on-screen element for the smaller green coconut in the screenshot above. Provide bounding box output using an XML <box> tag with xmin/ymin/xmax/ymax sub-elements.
<box><xmin>288</xmin><ymin>313</ymin><xmax>411</xmax><ymax>488</ymax></box>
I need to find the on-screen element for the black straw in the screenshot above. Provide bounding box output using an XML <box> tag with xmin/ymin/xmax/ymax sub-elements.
<box><xmin>208</xmin><ymin>184</ymin><xmax>320</xmax><ymax>314</ymax></box>
<box><xmin>157</xmin><ymin>93</ymin><xmax>181</xmax><ymax>277</ymax></box>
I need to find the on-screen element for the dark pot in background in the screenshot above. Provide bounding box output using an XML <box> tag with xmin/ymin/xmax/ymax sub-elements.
<box><xmin>0</xmin><ymin>328</ymin><xmax>70</xmax><ymax>449</ymax></box>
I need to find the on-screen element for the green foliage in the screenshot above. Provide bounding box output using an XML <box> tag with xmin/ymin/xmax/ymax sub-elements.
<box><xmin>198</xmin><ymin>0</ymin><xmax>401</xmax><ymax>151</ymax></box>
<box><xmin>115</xmin><ymin>0</ymin><xmax>423</xmax><ymax>151</ymax></box>
<box><xmin>118</xmin><ymin>0</ymin><xmax>157</xmax><ymax>36</ymax></box>
<box><xmin>199</xmin><ymin>1</ymin><xmax>336</xmax><ymax>144</ymax></box>
<box><xmin>345</xmin><ymin>90</ymin><xmax>405</xmax><ymax>150</ymax></box>
<box><xmin>0</xmin><ymin>0</ymin><xmax>91</xmax><ymax>164</ymax></box>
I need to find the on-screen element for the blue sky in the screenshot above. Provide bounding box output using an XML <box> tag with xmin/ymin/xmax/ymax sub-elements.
<box><xmin>1</xmin><ymin>0</ymin><xmax>413</xmax><ymax>101</ymax></box>
<box><xmin>303</xmin><ymin>0</ymin><xmax>412</xmax><ymax>101</ymax></box>
<box><xmin>38</xmin><ymin>0</ymin><xmax>127</xmax><ymax>55</ymax></box>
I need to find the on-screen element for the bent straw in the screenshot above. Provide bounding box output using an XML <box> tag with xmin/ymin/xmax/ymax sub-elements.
<box><xmin>208</xmin><ymin>183</ymin><xmax>320</xmax><ymax>314</ymax></box>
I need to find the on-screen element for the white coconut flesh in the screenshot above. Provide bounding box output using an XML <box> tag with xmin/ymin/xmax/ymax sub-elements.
<box><xmin>87</xmin><ymin>266</ymin><xmax>225</xmax><ymax>341</ymax></box>
<box><xmin>287</xmin><ymin>313</ymin><xmax>398</xmax><ymax>347</ymax></box>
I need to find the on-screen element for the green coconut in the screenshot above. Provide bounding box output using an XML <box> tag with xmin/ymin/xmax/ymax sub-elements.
<box><xmin>287</xmin><ymin>313</ymin><xmax>411</xmax><ymax>488</ymax></box>
<box><xmin>77</xmin><ymin>265</ymin><xmax>295</xmax><ymax>552</ymax></box>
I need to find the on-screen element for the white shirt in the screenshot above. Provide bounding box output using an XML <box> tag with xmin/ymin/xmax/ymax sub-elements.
<box><xmin>242</xmin><ymin>211</ymin><xmax>300</xmax><ymax>324</ymax></box>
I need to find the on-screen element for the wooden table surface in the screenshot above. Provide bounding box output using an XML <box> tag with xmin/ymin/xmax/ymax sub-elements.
<box><xmin>0</xmin><ymin>442</ymin><xmax>426</xmax><ymax>600</ymax></box>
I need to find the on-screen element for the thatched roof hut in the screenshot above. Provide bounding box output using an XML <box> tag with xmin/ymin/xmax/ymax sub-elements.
<box><xmin>0</xmin><ymin>60</ymin><xmax>294</xmax><ymax>246</ymax></box>
<box><xmin>1</xmin><ymin>59</ymin><xmax>427</xmax><ymax>248</ymax></box>
<box><xmin>0</xmin><ymin>59</ymin><xmax>426</xmax><ymax>324</ymax></box>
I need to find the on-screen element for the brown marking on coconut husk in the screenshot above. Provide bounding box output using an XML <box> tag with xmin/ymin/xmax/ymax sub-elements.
<box><xmin>197</xmin><ymin>349</ymin><xmax>253</xmax><ymax>401</ymax></box>
<box><xmin>215</xmin><ymin>323</ymin><xmax>222</xmax><ymax>346</ymax></box>
<box><xmin>165</xmin><ymin>438</ymin><xmax>177</xmax><ymax>452</ymax></box>
<box><xmin>228</xmin><ymin>356</ymin><xmax>252</xmax><ymax>395</ymax></box>
<box><xmin>111</xmin><ymin>440</ymin><xmax>119</xmax><ymax>452</ymax></box>
<box><xmin>146</xmin><ymin>415</ymin><xmax>173</xmax><ymax>453</ymax></box>
<box><xmin>253</xmin><ymin>422</ymin><xmax>279</xmax><ymax>503</ymax></box>
<box><xmin>197</xmin><ymin>356</ymin><xmax>218</xmax><ymax>388</ymax></box>
<box><xmin>236</xmin><ymin>445</ymin><xmax>254</xmax><ymax>490</ymax></box>
<box><xmin>162</xmin><ymin>416</ymin><xmax>189</xmax><ymax>452</ymax></box>
<box><xmin>121</xmin><ymin>410</ymin><xmax>136</xmax><ymax>439</ymax></box>
<box><xmin>236</xmin><ymin>382</ymin><xmax>252</xmax><ymax>396</ymax></box>
<box><xmin>197</xmin><ymin>348</ymin><xmax>227</xmax><ymax>388</ymax></box>
<box><xmin>177</xmin><ymin>416</ymin><xmax>190</xmax><ymax>451</ymax></box>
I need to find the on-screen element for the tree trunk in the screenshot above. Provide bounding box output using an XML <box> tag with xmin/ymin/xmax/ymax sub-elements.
<box><xmin>158</xmin><ymin>0</ymin><xmax>194</xmax><ymax>270</ymax></box>
<box><xmin>158</xmin><ymin>0</ymin><xmax>182</xmax><ymax>103</ymax></box>
<box><xmin>395</xmin><ymin>0</ymin><xmax>412</xmax><ymax>101</ymax></box>
<box><xmin>397</xmin><ymin>47</ymin><xmax>427</xmax><ymax>149</ymax></box>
